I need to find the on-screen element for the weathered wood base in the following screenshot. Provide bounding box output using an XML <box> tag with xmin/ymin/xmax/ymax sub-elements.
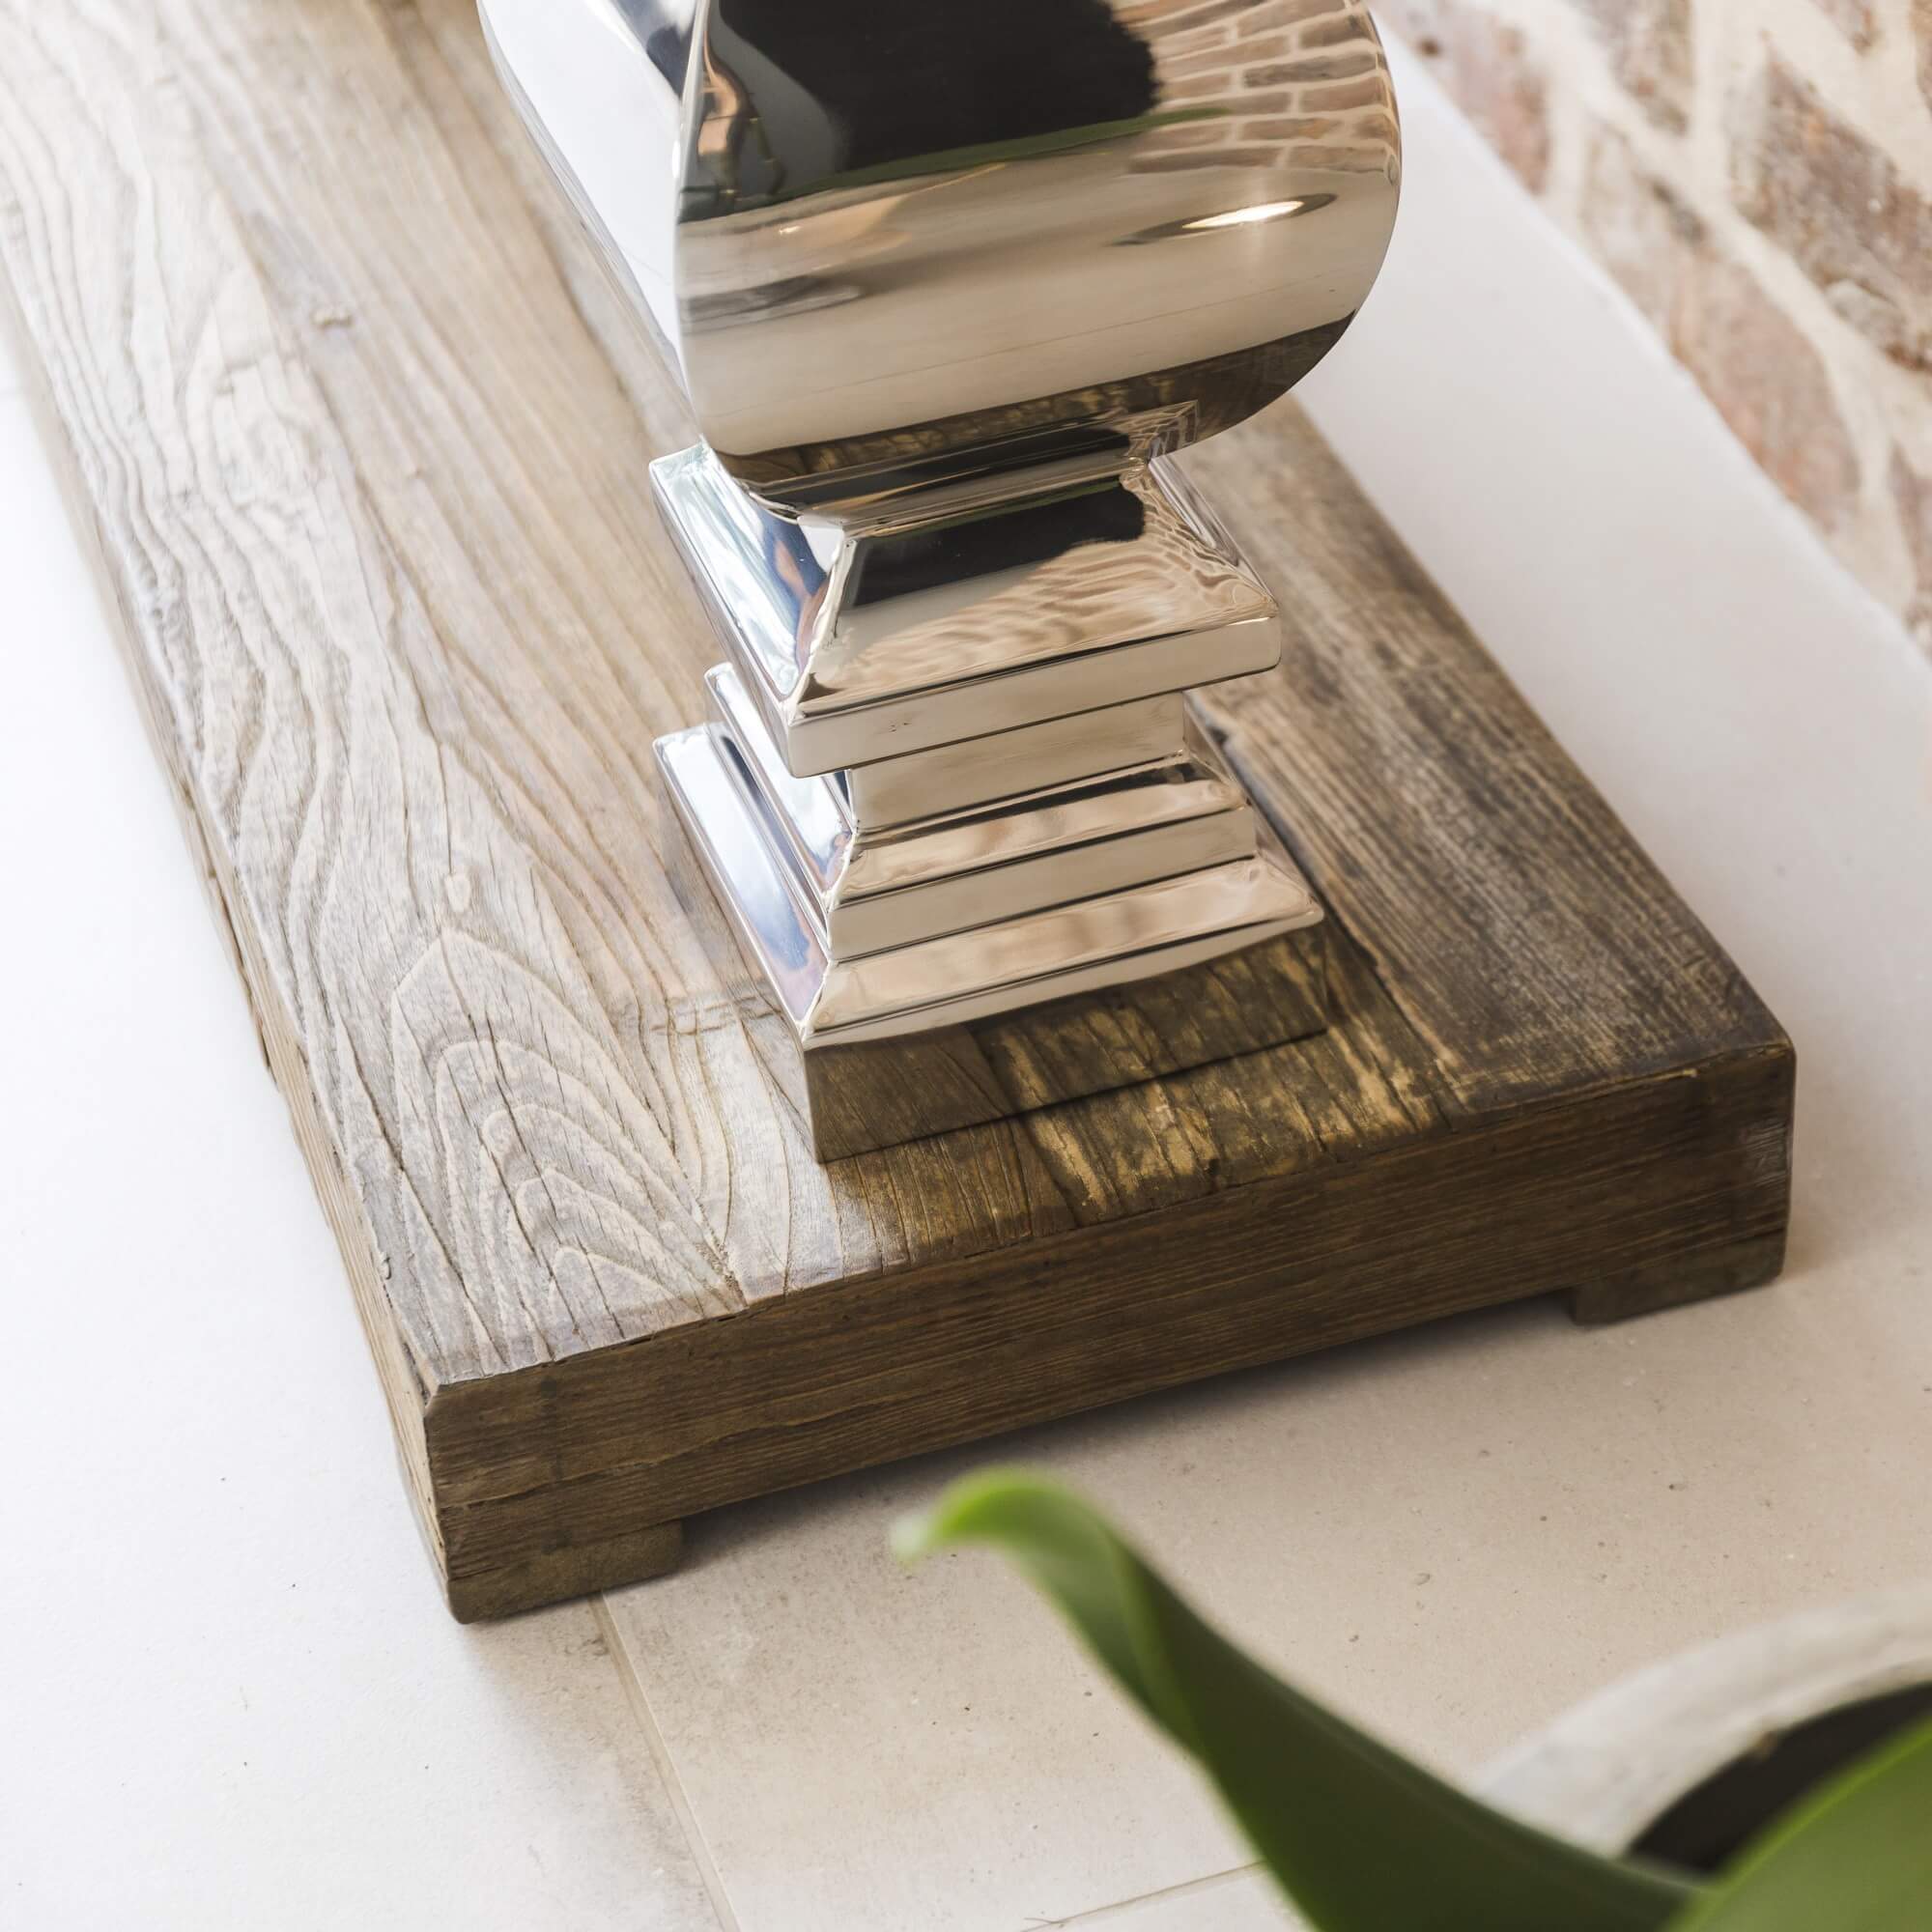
<box><xmin>0</xmin><ymin>0</ymin><xmax>1793</xmax><ymax>1626</ymax></box>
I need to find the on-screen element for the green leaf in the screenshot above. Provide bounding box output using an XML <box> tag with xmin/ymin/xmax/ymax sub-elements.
<box><xmin>1665</xmin><ymin>1715</ymin><xmax>1932</xmax><ymax>1932</ymax></box>
<box><xmin>896</xmin><ymin>1470</ymin><xmax>1695</xmax><ymax>1932</ymax></box>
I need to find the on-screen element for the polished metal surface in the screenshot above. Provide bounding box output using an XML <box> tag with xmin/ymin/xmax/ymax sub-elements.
<box><xmin>482</xmin><ymin>0</ymin><xmax>1400</xmax><ymax>513</ymax></box>
<box><xmin>840</xmin><ymin>694</ymin><xmax>1185</xmax><ymax>835</ymax></box>
<box><xmin>485</xmin><ymin>0</ymin><xmax>1402</xmax><ymax>1154</ymax></box>
<box><xmin>706</xmin><ymin>664</ymin><xmax>1261</xmax><ymax>958</ymax></box>
<box><xmin>651</xmin><ymin>442</ymin><xmax>1277</xmax><ymax>775</ymax></box>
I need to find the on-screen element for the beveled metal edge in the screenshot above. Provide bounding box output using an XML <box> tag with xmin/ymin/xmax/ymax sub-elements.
<box><xmin>650</xmin><ymin>442</ymin><xmax>1282</xmax><ymax>776</ymax></box>
<box><xmin>842</xmin><ymin>693</ymin><xmax>1187</xmax><ymax>832</ymax></box>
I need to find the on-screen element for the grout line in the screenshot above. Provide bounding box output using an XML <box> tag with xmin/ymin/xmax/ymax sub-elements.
<box><xmin>1031</xmin><ymin>1862</ymin><xmax>1274</xmax><ymax>1929</ymax></box>
<box><xmin>591</xmin><ymin>1593</ymin><xmax>745</xmax><ymax>1932</ymax></box>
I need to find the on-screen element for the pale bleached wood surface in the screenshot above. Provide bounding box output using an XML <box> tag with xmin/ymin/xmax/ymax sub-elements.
<box><xmin>0</xmin><ymin>0</ymin><xmax>1084</xmax><ymax>1388</ymax></box>
<box><xmin>0</xmin><ymin>0</ymin><xmax>1790</xmax><ymax>1615</ymax></box>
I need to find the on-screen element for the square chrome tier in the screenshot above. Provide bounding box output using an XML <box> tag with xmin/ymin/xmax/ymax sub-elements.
<box><xmin>650</xmin><ymin>443</ymin><xmax>1280</xmax><ymax>778</ymax></box>
<box><xmin>649</xmin><ymin>438</ymin><xmax>1332</xmax><ymax>1159</ymax></box>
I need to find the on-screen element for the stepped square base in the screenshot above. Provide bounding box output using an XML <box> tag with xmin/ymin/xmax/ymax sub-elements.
<box><xmin>655</xmin><ymin>714</ymin><xmax>1330</xmax><ymax>1159</ymax></box>
<box><xmin>648</xmin><ymin>433</ymin><xmax>1335</xmax><ymax>1159</ymax></box>
<box><xmin>648</xmin><ymin>442</ymin><xmax>1281</xmax><ymax>779</ymax></box>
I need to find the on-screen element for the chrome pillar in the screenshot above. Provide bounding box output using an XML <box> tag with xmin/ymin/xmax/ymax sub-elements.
<box><xmin>483</xmin><ymin>0</ymin><xmax>1402</xmax><ymax>1155</ymax></box>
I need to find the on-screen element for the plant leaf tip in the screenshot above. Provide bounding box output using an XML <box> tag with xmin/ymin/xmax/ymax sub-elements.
<box><xmin>890</xmin><ymin>1508</ymin><xmax>942</xmax><ymax>1568</ymax></box>
<box><xmin>893</xmin><ymin>1468</ymin><xmax>1061</xmax><ymax>1569</ymax></box>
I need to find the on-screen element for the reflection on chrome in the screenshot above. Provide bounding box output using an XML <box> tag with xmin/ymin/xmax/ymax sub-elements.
<box><xmin>484</xmin><ymin>0</ymin><xmax>1400</xmax><ymax>1156</ymax></box>
<box><xmin>1184</xmin><ymin>199</ymin><xmax>1313</xmax><ymax>229</ymax></box>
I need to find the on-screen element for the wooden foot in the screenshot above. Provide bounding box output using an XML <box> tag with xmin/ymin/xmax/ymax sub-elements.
<box><xmin>1569</xmin><ymin>1230</ymin><xmax>1791</xmax><ymax>1326</ymax></box>
<box><xmin>446</xmin><ymin>1520</ymin><xmax>685</xmax><ymax>1625</ymax></box>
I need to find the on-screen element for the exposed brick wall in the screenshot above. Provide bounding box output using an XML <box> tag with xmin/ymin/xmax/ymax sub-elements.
<box><xmin>1125</xmin><ymin>0</ymin><xmax>1401</xmax><ymax>176</ymax></box>
<box><xmin>1378</xmin><ymin>0</ymin><xmax>1932</xmax><ymax>648</ymax></box>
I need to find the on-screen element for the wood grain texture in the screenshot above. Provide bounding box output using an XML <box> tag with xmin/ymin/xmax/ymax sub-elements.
<box><xmin>0</xmin><ymin>0</ymin><xmax>1793</xmax><ymax>1620</ymax></box>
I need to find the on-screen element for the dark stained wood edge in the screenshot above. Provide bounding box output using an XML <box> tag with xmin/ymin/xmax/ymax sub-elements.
<box><xmin>425</xmin><ymin>1036</ymin><xmax>1792</xmax><ymax>1608</ymax></box>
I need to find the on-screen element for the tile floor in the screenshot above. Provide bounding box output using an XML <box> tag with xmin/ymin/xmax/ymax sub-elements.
<box><xmin>4</xmin><ymin>44</ymin><xmax>1929</xmax><ymax>1932</ymax></box>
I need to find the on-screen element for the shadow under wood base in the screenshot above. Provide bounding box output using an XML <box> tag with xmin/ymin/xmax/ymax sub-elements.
<box><xmin>437</xmin><ymin>1221</ymin><xmax>1786</xmax><ymax>1621</ymax></box>
<box><xmin>426</xmin><ymin>1012</ymin><xmax>1791</xmax><ymax>1618</ymax></box>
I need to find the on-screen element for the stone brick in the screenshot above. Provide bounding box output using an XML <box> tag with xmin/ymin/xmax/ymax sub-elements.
<box><xmin>1164</xmin><ymin>70</ymin><xmax>1251</xmax><ymax>99</ymax></box>
<box><xmin>1245</xmin><ymin>109</ymin><xmax>1398</xmax><ymax>146</ymax></box>
<box><xmin>1163</xmin><ymin>89</ymin><xmax>1294</xmax><ymax>118</ymax></box>
<box><xmin>1222</xmin><ymin>32</ymin><xmax>1298</xmax><ymax>64</ymax></box>
<box><xmin>1227</xmin><ymin>0</ymin><xmax>1343</xmax><ymax>24</ymax></box>
<box><xmin>1377</xmin><ymin>2</ymin><xmax>1551</xmax><ymax>192</ymax></box>
<box><xmin>1296</xmin><ymin>75</ymin><xmax>1393</xmax><ymax>111</ymax></box>
<box><xmin>1676</xmin><ymin>259</ymin><xmax>1861</xmax><ymax>532</ymax></box>
<box><xmin>1576</xmin><ymin>0</ymin><xmax>1694</xmax><ymax>134</ymax></box>
<box><xmin>1732</xmin><ymin>57</ymin><xmax>1932</xmax><ymax>373</ymax></box>
<box><xmin>1133</xmin><ymin>0</ymin><xmax>1254</xmax><ymax>32</ymax></box>
<box><xmin>1580</xmin><ymin>124</ymin><xmax>1704</xmax><ymax>331</ymax></box>
<box><xmin>1578</xmin><ymin>122</ymin><xmax>1859</xmax><ymax>532</ymax></box>
<box><xmin>1818</xmin><ymin>0</ymin><xmax>1878</xmax><ymax>50</ymax></box>
<box><xmin>1137</xmin><ymin>120</ymin><xmax>1229</xmax><ymax>151</ymax></box>
<box><xmin>1300</xmin><ymin>14</ymin><xmax>1368</xmax><ymax>49</ymax></box>
<box><xmin>1249</xmin><ymin>51</ymin><xmax>1383</xmax><ymax>84</ymax></box>
<box><xmin>1888</xmin><ymin>446</ymin><xmax>1932</xmax><ymax>645</ymax></box>
<box><xmin>1133</xmin><ymin>145</ymin><xmax>1305</xmax><ymax>171</ymax></box>
<box><xmin>1239</xmin><ymin>115</ymin><xmax>1343</xmax><ymax>141</ymax></box>
<box><xmin>1164</xmin><ymin>36</ymin><xmax>1246</xmax><ymax>75</ymax></box>
<box><xmin>1237</xmin><ymin>0</ymin><xmax>1346</xmax><ymax>33</ymax></box>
